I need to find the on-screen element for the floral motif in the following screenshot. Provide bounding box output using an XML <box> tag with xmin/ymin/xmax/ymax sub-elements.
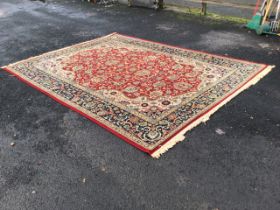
<box><xmin>5</xmin><ymin>33</ymin><xmax>268</xmax><ymax>151</ymax></box>
<box><xmin>61</xmin><ymin>47</ymin><xmax>202</xmax><ymax>100</ymax></box>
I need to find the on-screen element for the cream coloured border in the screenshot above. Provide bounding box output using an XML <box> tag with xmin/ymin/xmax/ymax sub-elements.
<box><xmin>1</xmin><ymin>33</ymin><xmax>275</xmax><ymax>156</ymax></box>
<box><xmin>151</xmin><ymin>65</ymin><xmax>275</xmax><ymax>158</ymax></box>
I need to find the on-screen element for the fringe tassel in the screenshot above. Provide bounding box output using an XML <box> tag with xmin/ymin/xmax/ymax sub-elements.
<box><xmin>151</xmin><ymin>65</ymin><xmax>275</xmax><ymax>158</ymax></box>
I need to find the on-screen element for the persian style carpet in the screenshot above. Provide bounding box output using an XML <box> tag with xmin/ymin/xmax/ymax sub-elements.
<box><xmin>2</xmin><ymin>33</ymin><xmax>274</xmax><ymax>158</ymax></box>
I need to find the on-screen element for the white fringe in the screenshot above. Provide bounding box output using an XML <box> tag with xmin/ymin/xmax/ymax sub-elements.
<box><xmin>151</xmin><ymin>65</ymin><xmax>275</xmax><ymax>158</ymax></box>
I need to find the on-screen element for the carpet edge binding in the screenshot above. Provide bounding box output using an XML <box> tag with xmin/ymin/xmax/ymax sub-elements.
<box><xmin>150</xmin><ymin>65</ymin><xmax>275</xmax><ymax>158</ymax></box>
<box><xmin>0</xmin><ymin>65</ymin><xmax>275</xmax><ymax>159</ymax></box>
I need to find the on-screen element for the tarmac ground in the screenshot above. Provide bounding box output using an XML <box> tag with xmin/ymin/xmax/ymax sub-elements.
<box><xmin>0</xmin><ymin>0</ymin><xmax>279</xmax><ymax>209</ymax></box>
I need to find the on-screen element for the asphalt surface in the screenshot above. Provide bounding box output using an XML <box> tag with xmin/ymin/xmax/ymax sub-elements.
<box><xmin>0</xmin><ymin>0</ymin><xmax>280</xmax><ymax>210</ymax></box>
